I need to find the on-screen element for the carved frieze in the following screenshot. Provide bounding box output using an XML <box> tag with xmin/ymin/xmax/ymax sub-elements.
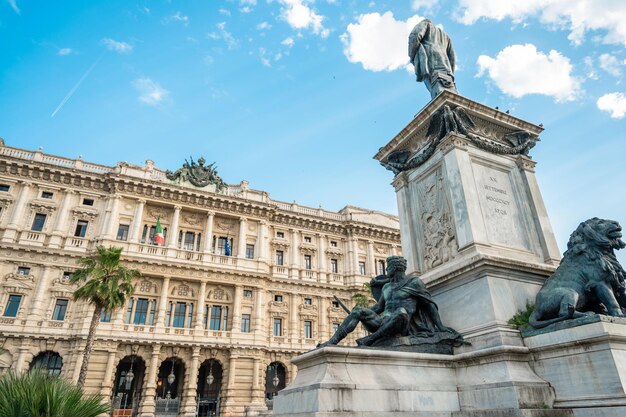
<box><xmin>207</xmin><ymin>285</ymin><xmax>233</xmax><ymax>302</ymax></box>
<box><xmin>268</xmin><ymin>301</ymin><xmax>288</xmax><ymax>315</ymax></box>
<box><xmin>416</xmin><ymin>167</ymin><xmax>458</xmax><ymax>270</ymax></box>
<box><xmin>271</xmin><ymin>238</ymin><xmax>290</xmax><ymax>250</ymax></box>
<box><xmin>29</xmin><ymin>199</ymin><xmax>56</xmax><ymax>214</ymax></box>
<box><xmin>71</xmin><ymin>206</ymin><xmax>99</xmax><ymax>220</ymax></box>
<box><xmin>298</xmin><ymin>303</ymin><xmax>318</xmax><ymax>319</ymax></box>
<box><xmin>182</xmin><ymin>213</ymin><xmax>201</xmax><ymax>227</ymax></box>
<box><xmin>298</xmin><ymin>242</ymin><xmax>317</xmax><ymax>255</ymax></box>
<box><xmin>1</xmin><ymin>273</ymin><xmax>35</xmax><ymax>293</ymax></box>
<box><xmin>170</xmin><ymin>281</ymin><xmax>195</xmax><ymax>298</ymax></box>
<box><xmin>135</xmin><ymin>279</ymin><xmax>159</xmax><ymax>295</ymax></box>
<box><xmin>147</xmin><ymin>207</ymin><xmax>170</xmax><ymax>221</ymax></box>
<box><xmin>324</xmin><ymin>247</ymin><xmax>343</xmax><ymax>258</ymax></box>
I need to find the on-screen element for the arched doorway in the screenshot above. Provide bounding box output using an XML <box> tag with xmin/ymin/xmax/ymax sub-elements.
<box><xmin>155</xmin><ymin>357</ymin><xmax>184</xmax><ymax>417</ymax></box>
<box><xmin>197</xmin><ymin>359</ymin><xmax>223</xmax><ymax>417</ymax></box>
<box><xmin>265</xmin><ymin>362</ymin><xmax>287</xmax><ymax>401</ymax></box>
<box><xmin>111</xmin><ymin>355</ymin><xmax>146</xmax><ymax>417</ymax></box>
<box><xmin>29</xmin><ymin>351</ymin><xmax>63</xmax><ymax>376</ymax></box>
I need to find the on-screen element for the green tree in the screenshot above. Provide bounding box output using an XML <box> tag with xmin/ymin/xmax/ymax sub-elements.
<box><xmin>0</xmin><ymin>370</ymin><xmax>109</xmax><ymax>417</ymax></box>
<box><xmin>71</xmin><ymin>246</ymin><xmax>139</xmax><ymax>388</ymax></box>
<box><xmin>352</xmin><ymin>282</ymin><xmax>375</xmax><ymax>308</ymax></box>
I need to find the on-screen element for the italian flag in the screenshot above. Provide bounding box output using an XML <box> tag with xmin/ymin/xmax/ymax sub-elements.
<box><xmin>155</xmin><ymin>217</ymin><xmax>165</xmax><ymax>246</ymax></box>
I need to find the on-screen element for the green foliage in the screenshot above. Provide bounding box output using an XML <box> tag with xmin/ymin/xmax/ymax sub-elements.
<box><xmin>352</xmin><ymin>282</ymin><xmax>375</xmax><ymax>308</ymax></box>
<box><xmin>507</xmin><ymin>301</ymin><xmax>535</xmax><ymax>330</ymax></box>
<box><xmin>71</xmin><ymin>246</ymin><xmax>139</xmax><ymax>311</ymax></box>
<box><xmin>0</xmin><ymin>371</ymin><xmax>109</xmax><ymax>417</ymax></box>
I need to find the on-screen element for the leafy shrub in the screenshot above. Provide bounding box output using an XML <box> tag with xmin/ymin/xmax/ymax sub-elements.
<box><xmin>508</xmin><ymin>301</ymin><xmax>535</xmax><ymax>330</ymax></box>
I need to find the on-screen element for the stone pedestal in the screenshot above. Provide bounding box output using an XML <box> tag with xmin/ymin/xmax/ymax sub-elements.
<box><xmin>273</xmin><ymin>346</ymin><xmax>571</xmax><ymax>417</ymax></box>
<box><xmin>523</xmin><ymin>316</ymin><xmax>626</xmax><ymax>417</ymax></box>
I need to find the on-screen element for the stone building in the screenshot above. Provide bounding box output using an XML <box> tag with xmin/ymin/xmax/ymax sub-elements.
<box><xmin>0</xmin><ymin>140</ymin><xmax>400</xmax><ymax>417</ymax></box>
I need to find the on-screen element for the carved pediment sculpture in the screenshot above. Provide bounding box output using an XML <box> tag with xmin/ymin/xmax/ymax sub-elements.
<box><xmin>171</xmin><ymin>281</ymin><xmax>195</xmax><ymax>298</ymax></box>
<box><xmin>299</xmin><ymin>303</ymin><xmax>318</xmax><ymax>319</ymax></box>
<box><xmin>71</xmin><ymin>206</ymin><xmax>99</xmax><ymax>221</ymax></box>
<box><xmin>299</xmin><ymin>242</ymin><xmax>317</xmax><ymax>254</ymax></box>
<box><xmin>2</xmin><ymin>273</ymin><xmax>35</xmax><ymax>293</ymax></box>
<box><xmin>325</xmin><ymin>247</ymin><xmax>343</xmax><ymax>258</ymax></box>
<box><xmin>166</xmin><ymin>156</ymin><xmax>227</xmax><ymax>192</ymax></box>
<box><xmin>268</xmin><ymin>301</ymin><xmax>288</xmax><ymax>314</ymax></box>
<box><xmin>136</xmin><ymin>279</ymin><xmax>159</xmax><ymax>295</ymax></box>
<box><xmin>207</xmin><ymin>285</ymin><xmax>232</xmax><ymax>302</ymax></box>
<box><xmin>271</xmin><ymin>238</ymin><xmax>290</xmax><ymax>250</ymax></box>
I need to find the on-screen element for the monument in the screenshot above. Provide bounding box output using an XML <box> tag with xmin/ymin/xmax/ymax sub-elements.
<box><xmin>274</xmin><ymin>18</ymin><xmax>626</xmax><ymax>417</ymax></box>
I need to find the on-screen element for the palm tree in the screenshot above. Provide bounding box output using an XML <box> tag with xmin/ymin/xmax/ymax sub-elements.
<box><xmin>0</xmin><ymin>370</ymin><xmax>109</xmax><ymax>417</ymax></box>
<box><xmin>351</xmin><ymin>282</ymin><xmax>375</xmax><ymax>308</ymax></box>
<box><xmin>71</xmin><ymin>246</ymin><xmax>139</xmax><ymax>388</ymax></box>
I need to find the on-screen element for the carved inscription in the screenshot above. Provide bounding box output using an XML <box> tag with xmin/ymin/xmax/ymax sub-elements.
<box><xmin>472</xmin><ymin>163</ymin><xmax>530</xmax><ymax>250</ymax></box>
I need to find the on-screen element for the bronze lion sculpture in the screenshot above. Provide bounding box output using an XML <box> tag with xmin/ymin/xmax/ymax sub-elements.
<box><xmin>529</xmin><ymin>217</ymin><xmax>626</xmax><ymax>329</ymax></box>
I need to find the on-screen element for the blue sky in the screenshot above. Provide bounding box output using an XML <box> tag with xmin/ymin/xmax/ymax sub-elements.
<box><xmin>1</xmin><ymin>0</ymin><xmax>626</xmax><ymax>260</ymax></box>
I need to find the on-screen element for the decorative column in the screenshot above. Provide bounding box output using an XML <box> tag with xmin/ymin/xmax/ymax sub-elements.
<box><xmin>2</xmin><ymin>181</ymin><xmax>31</xmax><ymax>242</ymax></box>
<box><xmin>167</xmin><ymin>205</ymin><xmax>181</xmax><ymax>248</ymax></box>
<box><xmin>319</xmin><ymin>297</ymin><xmax>328</xmax><ymax>341</ymax></box>
<box><xmin>129</xmin><ymin>198</ymin><xmax>146</xmax><ymax>243</ymax></box>
<box><xmin>257</xmin><ymin>220</ymin><xmax>268</xmax><ymax>262</ymax></box>
<box><xmin>237</xmin><ymin>217</ymin><xmax>247</xmax><ymax>258</ymax></box>
<box><xmin>195</xmin><ymin>281</ymin><xmax>206</xmax><ymax>332</ymax></box>
<box><xmin>253</xmin><ymin>289</ymin><xmax>265</xmax><ymax>336</ymax></box>
<box><xmin>27</xmin><ymin>266</ymin><xmax>53</xmax><ymax>321</ymax></box>
<box><xmin>222</xmin><ymin>351</ymin><xmax>239</xmax><ymax>412</ymax></box>
<box><xmin>367</xmin><ymin>240</ymin><xmax>375</xmax><ymax>276</ymax></box>
<box><xmin>181</xmin><ymin>346</ymin><xmax>201</xmax><ymax>417</ymax></box>
<box><xmin>14</xmin><ymin>341</ymin><xmax>30</xmax><ymax>373</ymax></box>
<box><xmin>391</xmin><ymin>244</ymin><xmax>398</xmax><ymax>256</ymax></box>
<box><xmin>289</xmin><ymin>293</ymin><xmax>298</xmax><ymax>341</ymax></box>
<box><xmin>203</xmin><ymin>211</ymin><xmax>215</xmax><ymax>254</ymax></box>
<box><xmin>156</xmin><ymin>277</ymin><xmax>171</xmax><ymax>328</ymax></box>
<box><xmin>139</xmin><ymin>344</ymin><xmax>162</xmax><ymax>417</ymax></box>
<box><xmin>104</xmin><ymin>196</ymin><xmax>121</xmax><ymax>240</ymax></box>
<box><xmin>350</xmin><ymin>237</ymin><xmax>360</xmax><ymax>275</ymax></box>
<box><xmin>290</xmin><ymin>229</ymin><xmax>299</xmax><ymax>279</ymax></box>
<box><xmin>100</xmin><ymin>350</ymin><xmax>117</xmax><ymax>397</ymax></box>
<box><xmin>317</xmin><ymin>234</ymin><xmax>326</xmax><ymax>282</ymax></box>
<box><xmin>232</xmin><ymin>285</ymin><xmax>243</xmax><ymax>333</ymax></box>
<box><xmin>48</xmin><ymin>189</ymin><xmax>75</xmax><ymax>248</ymax></box>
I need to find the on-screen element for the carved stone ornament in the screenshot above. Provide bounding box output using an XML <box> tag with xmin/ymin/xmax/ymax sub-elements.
<box><xmin>50</xmin><ymin>277</ymin><xmax>77</xmax><ymax>295</ymax></box>
<box><xmin>2</xmin><ymin>273</ymin><xmax>35</xmax><ymax>293</ymax></box>
<box><xmin>170</xmin><ymin>282</ymin><xmax>195</xmax><ymax>298</ymax></box>
<box><xmin>147</xmin><ymin>207</ymin><xmax>170</xmax><ymax>221</ymax></box>
<box><xmin>299</xmin><ymin>303</ymin><xmax>318</xmax><ymax>319</ymax></box>
<box><xmin>325</xmin><ymin>247</ymin><xmax>343</xmax><ymax>258</ymax></box>
<box><xmin>417</xmin><ymin>167</ymin><xmax>458</xmax><ymax>270</ymax></box>
<box><xmin>182</xmin><ymin>213</ymin><xmax>201</xmax><ymax>227</ymax></box>
<box><xmin>165</xmin><ymin>156</ymin><xmax>227</xmax><ymax>191</ymax></box>
<box><xmin>207</xmin><ymin>286</ymin><xmax>233</xmax><ymax>302</ymax></box>
<box><xmin>299</xmin><ymin>242</ymin><xmax>317</xmax><ymax>255</ymax></box>
<box><xmin>136</xmin><ymin>279</ymin><xmax>159</xmax><ymax>295</ymax></box>
<box><xmin>268</xmin><ymin>301</ymin><xmax>288</xmax><ymax>314</ymax></box>
<box><xmin>327</xmin><ymin>306</ymin><xmax>345</xmax><ymax>318</ymax></box>
<box><xmin>381</xmin><ymin>105</ymin><xmax>538</xmax><ymax>175</ymax></box>
<box><xmin>29</xmin><ymin>200</ymin><xmax>56</xmax><ymax>214</ymax></box>
<box><xmin>271</xmin><ymin>238</ymin><xmax>291</xmax><ymax>250</ymax></box>
<box><xmin>71</xmin><ymin>206</ymin><xmax>99</xmax><ymax>221</ymax></box>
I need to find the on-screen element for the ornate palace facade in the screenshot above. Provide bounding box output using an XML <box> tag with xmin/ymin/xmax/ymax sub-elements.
<box><xmin>0</xmin><ymin>140</ymin><xmax>401</xmax><ymax>417</ymax></box>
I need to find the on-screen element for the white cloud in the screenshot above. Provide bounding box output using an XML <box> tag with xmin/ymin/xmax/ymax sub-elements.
<box><xmin>279</xmin><ymin>0</ymin><xmax>329</xmax><ymax>38</ymax></box>
<box><xmin>218</xmin><ymin>8</ymin><xmax>231</xmax><ymax>16</ymax></box>
<box><xmin>257</xmin><ymin>21</ymin><xmax>272</xmax><ymax>30</ymax></box>
<box><xmin>57</xmin><ymin>48</ymin><xmax>72</xmax><ymax>56</ymax></box>
<box><xmin>597</xmin><ymin>92</ymin><xmax>626</xmax><ymax>119</ymax></box>
<box><xmin>259</xmin><ymin>48</ymin><xmax>271</xmax><ymax>67</ymax></box>
<box><xmin>101</xmin><ymin>38</ymin><xmax>133</xmax><ymax>54</ymax></box>
<box><xmin>208</xmin><ymin>22</ymin><xmax>238</xmax><ymax>49</ymax></box>
<box><xmin>476</xmin><ymin>43</ymin><xmax>581</xmax><ymax>102</ymax></box>
<box><xmin>163</xmin><ymin>11</ymin><xmax>189</xmax><ymax>26</ymax></box>
<box><xmin>7</xmin><ymin>0</ymin><xmax>19</xmax><ymax>14</ymax></box>
<box><xmin>412</xmin><ymin>0</ymin><xmax>439</xmax><ymax>11</ymax></box>
<box><xmin>455</xmin><ymin>0</ymin><xmax>626</xmax><ymax>46</ymax></box>
<box><xmin>133</xmin><ymin>78</ymin><xmax>169</xmax><ymax>106</ymax></box>
<box><xmin>281</xmin><ymin>37</ymin><xmax>295</xmax><ymax>47</ymax></box>
<box><xmin>599</xmin><ymin>53</ymin><xmax>622</xmax><ymax>77</ymax></box>
<box><xmin>583</xmin><ymin>56</ymin><xmax>598</xmax><ymax>80</ymax></box>
<box><xmin>341</xmin><ymin>12</ymin><xmax>423</xmax><ymax>72</ymax></box>
<box><xmin>239</xmin><ymin>0</ymin><xmax>256</xmax><ymax>13</ymax></box>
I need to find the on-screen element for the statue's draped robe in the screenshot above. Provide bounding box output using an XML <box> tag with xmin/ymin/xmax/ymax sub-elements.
<box><xmin>371</xmin><ymin>273</ymin><xmax>442</xmax><ymax>336</ymax></box>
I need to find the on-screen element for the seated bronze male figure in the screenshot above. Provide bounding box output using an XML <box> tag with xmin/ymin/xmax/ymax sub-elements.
<box><xmin>319</xmin><ymin>256</ymin><xmax>463</xmax><ymax>350</ymax></box>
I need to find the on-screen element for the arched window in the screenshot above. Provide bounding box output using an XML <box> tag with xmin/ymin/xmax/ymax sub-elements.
<box><xmin>265</xmin><ymin>362</ymin><xmax>286</xmax><ymax>400</ymax></box>
<box><xmin>30</xmin><ymin>351</ymin><xmax>63</xmax><ymax>376</ymax></box>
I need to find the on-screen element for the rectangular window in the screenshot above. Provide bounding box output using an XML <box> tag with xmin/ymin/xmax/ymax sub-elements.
<box><xmin>3</xmin><ymin>295</ymin><xmax>22</xmax><ymax>317</ymax></box>
<box><xmin>148</xmin><ymin>300</ymin><xmax>156</xmax><ymax>325</ymax></box>
<box><xmin>359</xmin><ymin>261</ymin><xmax>366</xmax><ymax>275</ymax></box>
<box><xmin>332</xmin><ymin>323</ymin><xmax>340</xmax><ymax>332</ymax></box>
<box><xmin>100</xmin><ymin>309</ymin><xmax>112</xmax><ymax>323</ymax></box>
<box><xmin>241</xmin><ymin>313</ymin><xmax>251</xmax><ymax>333</ymax></box>
<box><xmin>183</xmin><ymin>231</ymin><xmax>195</xmax><ymax>250</ymax></box>
<box><xmin>304</xmin><ymin>320</ymin><xmax>312</xmax><ymax>339</ymax></box>
<box><xmin>304</xmin><ymin>298</ymin><xmax>312</xmax><ymax>305</ymax></box>
<box><xmin>304</xmin><ymin>254</ymin><xmax>312</xmax><ymax>270</ymax></box>
<box><xmin>0</xmin><ymin>184</ymin><xmax>10</xmax><ymax>192</ymax></box>
<box><xmin>125</xmin><ymin>298</ymin><xmax>134</xmax><ymax>324</ymax></box>
<box><xmin>41</xmin><ymin>191</ymin><xmax>54</xmax><ymax>199</ymax></box>
<box><xmin>209</xmin><ymin>305</ymin><xmax>222</xmax><ymax>331</ymax></box>
<box><xmin>330</xmin><ymin>241</ymin><xmax>337</xmax><ymax>247</ymax></box>
<box><xmin>172</xmin><ymin>302</ymin><xmax>187</xmax><ymax>328</ymax></box>
<box><xmin>186</xmin><ymin>303</ymin><xmax>194</xmax><ymax>328</ymax></box>
<box><xmin>304</xmin><ymin>236</ymin><xmax>312</xmax><ymax>243</ymax></box>
<box><xmin>274</xmin><ymin>294</ymin><xmax>283</xmax><ymax>302</ymax></box>
<box><xmin>244</xmin><ymin>289</ymin><xmax>253</xmax><ymax>298</ymax></box>
<box><xmin>245</xmin><ymin>244</ymin><xmax>255</xmax><ymax>259</ymax></box>
<box><xmin>17</xmin><ymin>266</ymin><xmax>30</xmax><ymax>276</ymax></box>
<box><xmin>203</xmin><ymin>305</ymin><xmax>209</xmax><ymax>329</ymax></box>
<box><xmin>116</xmin><ymin>224</ymin><xmax>129</xmax><ymax>241</ymax></box>
<box><xmin>74</xmin><ymin>220</ymin><xmax>88</xmax><ymax>237</ymax></box>
<box><xmin>222</xmin><ymin>306</ymin><xmax>228</xmax><ymax>331</ymax></box>
<box><xmin>133</xmin><ymin>298</ymin><xmax>149</xmax><ymax>325</ymax></box>
<box><xmin>52</xmin><ymin>299</ymin><xmax>69</xmax><ymax>321</ymax></box>
<box><xmin>273</xmin><ymin>318</ymin><xmax>282</xmax><ymax>336</ymax></box>
<box><xmin>332</xmin><ymin>300</ymin><xmax>340</xmax><ymax>308</ymax></box>
<box><xmin>217</xmin><ymin>237</ymin><xmax>230</xmax><ymax>255</ymax></box>
<box><xmin>82</xmin><ymin>198</ymin><xmax>94</xmax><ymax>206</ymax></box>
<box><xmin>276</xmin><ymin>231</ymin><xmax>284</xmax><ymax>238</ymax></box>
<box><xmin>275</xmin><ymin>250</ymin><xmax>284</xmax><ymax>266</ymax></box>
<box><xmin>62</xmin><ymin>271</ymin><xmax>72</xmax><ymax>281</ymax></box>
<box><xmin>377</xmin><ymin>260</ymin><xmax>386</xmax><ymax>276</ymax></box>
<box><xmin>31</xmin><ymin>213</ymin><xmax>47</xmax><ymax>232</ymax></box>
<box><xmin>330</xmin><ymin>259</ymin><xmax>338</xmax><ymax>273</ymax></box>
